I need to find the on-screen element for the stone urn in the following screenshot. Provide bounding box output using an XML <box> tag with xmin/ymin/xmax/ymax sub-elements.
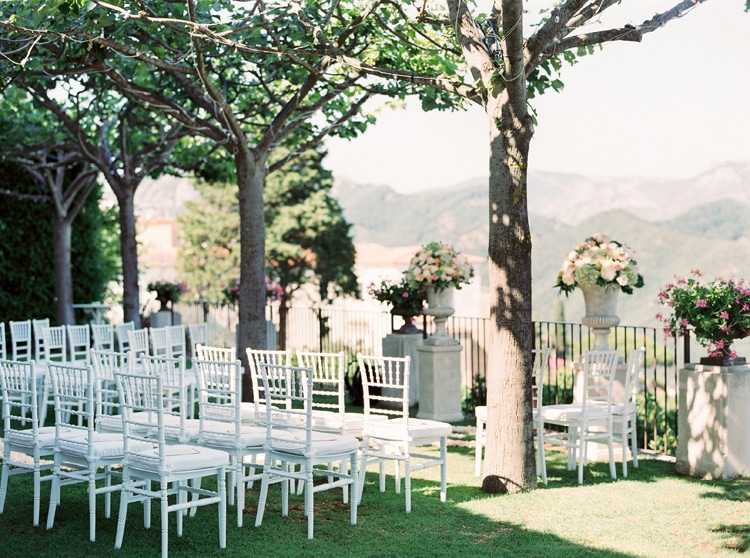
<box><xmin>580</xmin><ymin>285</ymin><xmax>620</xmax><ymax>352</ymax></box>
<box><xmin>390</xmin><ymin>308</ymin><xmax>422</xmax><ymax>335</ymax></box>
<box><xmin>424</xmin><ymin>285</ymin><xmax>457</xmax><ymax>345</ymax></box>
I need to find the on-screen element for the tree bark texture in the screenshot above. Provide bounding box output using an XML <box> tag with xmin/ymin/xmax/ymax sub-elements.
<box><xmin>52</xmin><ymin>212</ymin><xmax>74</xmax><ymax>326</ymax></box>
<box><xmin>115</xmin><ymin>187</ymin><xmax>141</xmax><ymax>328</ymax></box>
<box><xmin>236</xmin><ymin>148</ymin><xmax>268</xmax><ymax>401</ymax></box>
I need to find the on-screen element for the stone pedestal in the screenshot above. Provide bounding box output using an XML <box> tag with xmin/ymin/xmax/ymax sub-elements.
<box><xmin>416</xmin><ymin>343</ymin><xmax>463</xmax><ymax>422</ymax></box>
<box><xmin>676</xmin><ymin>363</ymin><xmax>750</xmax><ymax>479</ymax></box>
<box><xmin>150</xmin><ymin>310</ymin><xmax>181</xmax><ymax>329</ymax></box>
<box><xmin>382</xmin><ymin>332</ymin><xmax>423</xmax><ymax>407</ymax></box>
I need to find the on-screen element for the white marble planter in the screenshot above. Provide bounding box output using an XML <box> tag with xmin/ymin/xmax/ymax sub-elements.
<box><xmin>580</xmin><ymin>285</ymin><xmax>620</xmax><ymax>352</ymax></box>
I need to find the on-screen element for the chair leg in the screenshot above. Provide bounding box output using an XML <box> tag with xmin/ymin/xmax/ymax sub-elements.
<box><xmin>577</xmin><ymin>426</ymin><xmax>586</xmax><ymax>485</ymax></box>
<box><xmin>104</xmin><ymin>466</ymin><xmax>112</xmax><ymax>519</ymax></box>
<box><xmin>339</xmin><ymin>460</ymin><xmax>348</xmax><ymax>504</ymax></box>
<box><xmin>349</xmin><ymin>453</ymin><xmax>358</xmax><ymax>526</ymax></box>
<box><xmin>89</xmin><ymin>471</ymin><xmax>97</xmax><ymax>541</ymax></box>
<box><xmin>161</xmin><ymin>483</ymin><xmax>170</xmax><ymax>558</ymax></box>
<box><xmin>630</xmin><ymin>414</ymin><xmax>639</xmax><ymax>469</ymax></box>
<box><xmin>217</xmin><ymin>470</ymin><xmax>227</xmax><ymax>549</ymax></box>
<box><xmin>281</xmin><ymin>466</ymin><xmax>290</xmax><ymax>518</ymax></box>
<box><xmin>46</xmin><ymin>467</ymin><xmax>60</xmax><ymax>530</ymax></box>
<box><xmin>621</xmin><ymin>420</ymin><xmax>629</xmax><ymax>479</ymax></box>
<box><xmin>0</xmin><ymin>457</ymin><xmax>9</xmax><ymax>515</ymax></box>
<box><xmin>115</xmin><ymin>479</ymin><xmax>130</xmax><ymax>550</ymax></box>
<box><xmin>475</xmin><ymin>416</ymin><xmax>484</xmax><ymax>476</ymax></box>
<box><xmin>404</xmin><ymin>455</ymin><xmax>411</xmax><ymax>514</ymax></box>
<box><xmin>254</xmin><ymin>475</ymin><xmax>270</xmax><ymax>527</ymax></box>
<box><xmin>236</xmin><ymin>462</ymin><xmax>245</xmax><ymax>528</ymax></box>
<box><xmin>305</xmin><ymin>471</ymin><xmax>314</xmax><ymax>539</ymax></box>
<box><xmin>535</xmin><ymin>425</ymin><xmax>547</xmax><ymax>485</ymax></box>
<box><xmin>440</xmin><ymin>437</ymin><xmax>447</xmax><ymax>503</ymax></box>
<box><xmin>33</xmin><ymin>462</ymin><xmax>44</xmax><ymax>527</ymax></box>
<box><xmin>357</xmin><ymin>448</ymin><xmax>369</xmax><ymax>504</ymax></box>
<box><xmin>607</xmin><ymin>430</ymin><xmax>616</xmax><ymax>480</ymax></box>
<box><xmin>227</xmin><ymin>460</ymin><xmax>236</xmax><ymax>506</ymax></box>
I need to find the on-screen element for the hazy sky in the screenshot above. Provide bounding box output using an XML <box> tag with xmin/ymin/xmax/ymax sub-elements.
<box><xmin>325</xmin><ymin>1</ymin><xmax>750</xmax><ymax>194</ymax></box>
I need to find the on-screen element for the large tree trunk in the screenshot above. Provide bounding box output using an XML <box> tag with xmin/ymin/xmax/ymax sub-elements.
<box><xmin>53</xmin><ymin>213</ymin><xmax>75</xmax><ymax>325</ymax></box>
<box><xmin>236</xmin><ymin>148</ymin><xmax>268</xmax><ymax>401</ymax></box>
<box><xmin>116</xmin><ymin>187</ymin><xmax>141</xmax><ymax>328</ymax></box>
<box><xmin>481</xmin><ymin>0</ymin><xmax>536</xmax><ymax>493</ymax></box>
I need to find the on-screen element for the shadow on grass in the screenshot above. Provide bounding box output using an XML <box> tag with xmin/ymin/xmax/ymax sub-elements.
<box><xmin>689</xmin><ymin>475</ymin><xmax>750</xmax><ymax>553</ymax></box>
<box><xmin>0</xmin><ymin>446</ymin><xmax>737</xmax><ymax>558</ymax></box>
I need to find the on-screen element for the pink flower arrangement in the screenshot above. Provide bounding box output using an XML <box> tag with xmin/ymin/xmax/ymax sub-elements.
<box><xmin>657</xmin><ymin>269</ymin><xmax>750</xmax><ymax>359</ymax></box>
<box><xmin>223</xmin><ymin>277</ymin><xmax>283</xmax><ymax>304</ymax></box>
<box><xmin>147</xmin><ymin>280</ymin><xmax>188</xmax><ymax>305</ymax></box>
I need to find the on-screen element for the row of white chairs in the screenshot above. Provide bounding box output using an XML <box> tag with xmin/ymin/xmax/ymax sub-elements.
<box><xmin>0</xmin><ymin>320</ymin><xmax>210</xmax><ymax>364</ymax></box>
<box><xmin>475</xmin><ymin>347</ymin><xmax>645</xmax><ymax>484</ymax></box>
<box><xmin>0</xmin><ymin>347</ymin><xmax>450</xmax><ymax>553</ymax></box>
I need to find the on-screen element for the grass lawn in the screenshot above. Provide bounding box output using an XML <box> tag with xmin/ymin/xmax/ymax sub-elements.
<box><xmin>0</xmin><ymin>439</ymin><xmax>748</xmax><ymax>557</ymax></box>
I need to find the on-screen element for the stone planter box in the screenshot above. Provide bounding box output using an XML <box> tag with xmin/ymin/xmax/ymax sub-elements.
<box><xmin>150</xmin><ymin>310</ymin><xmax>181</xmax><ymax>329</ymax></box>
<box><xmin>676</xmin><ymin>363</ymin><xmax>750</xmax><ymax>479</ymax></box>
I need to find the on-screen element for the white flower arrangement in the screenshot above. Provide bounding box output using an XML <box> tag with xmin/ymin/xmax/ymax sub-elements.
<box><xmin>407</xmin><ymin>241</ymin><xmax>474</xmax><ymax>292</ymax></box>
<box><xmin>555</xmin><ymin>233</ymin><xmax>644</xmax><ymax>296</ymax></box>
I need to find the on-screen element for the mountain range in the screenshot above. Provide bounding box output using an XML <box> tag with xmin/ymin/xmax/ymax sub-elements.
<box><xmin>331</xmin><ymin>160</ymin><xmax>750</xmax><ymax>327</ymax></box>
<box><xmin>131</xmin><ymin>160</ymin><xmax>750</xmax><ymax>328</ymax></box>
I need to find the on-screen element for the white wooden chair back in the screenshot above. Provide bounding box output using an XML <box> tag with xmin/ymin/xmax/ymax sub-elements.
<box><xmin>67</xmin><ymin>324</ymin><xmax>91</xmax><ymax>364</ymax></box>
<box><xmin>127</xmin><ymin>328</ymin><xmax>150</xmax><ymax>357</ymax></box>
<box><xmin>115</xmin><ymin>321</ymin><xmax>135</xmax><ymax>353</ymax></box>
<box><xmin>149</xmin><ymin>327</ymin><xmax>170</xmax><ymax>357</ymax></box>
<box><xmin>91</xmin><ymin>324</ymin><xmax>114</xmax><ymax>352</ymax></box>
<box><xmin>9</xmin><ymin>320</ymin><xmax>32</xmax><ymax>361</ymax></box>
<box><xmin>167</xmin><ymin>325</ymin><xmax>186</xmax><ymax>359</ymax></box>
<box><xmin>32</xmin><ymin>318</ymin><xmax>50</xmax><ymax>361</ymax></box>
<box><xmin>43</xmin><ymin>326</ymin><xmax>68</xmax><ymax>363</ymax></box>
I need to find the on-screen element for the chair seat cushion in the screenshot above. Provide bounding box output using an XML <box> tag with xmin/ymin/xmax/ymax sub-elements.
<box><xmin>202</xmin><ymin>424</ymin><xmax>267</xmax><ymax>448</ymax></box>
<box><xmin>96</xmin><ymin>412</ymin><xmax>151</xmax><ymax>433</ymax></box>
<box><xmin>7</xmin><ymin>426</ymin><xmax>83</xmax><ymax>450</ymax></box>
<box><xmin>311</xmin><ymin>410</ymin><xmax>370</xmax><ymax>433</ymax></box>
<box><xmin>269</xmin><ymin>431</ymin><xmax>359</xmax><ymax>458</ymax></box>
<box><xmin>59</xmin><ymin>432</ymin><xmax>152</xmax><ymax>460</ymax></box>
<box><xmin>368</xmin><ymin>418</ymin><xmax>452</xmax><ymax>442</ymax></box>
<box><xmin>129</xmin><ymin>444</ymin><xmax>229</xmax><ymax>473</ymax></box>
<box><xmin>162</xmin><ymin>418</ymin><xmax>201</xmax><ymax>442</ymax></box>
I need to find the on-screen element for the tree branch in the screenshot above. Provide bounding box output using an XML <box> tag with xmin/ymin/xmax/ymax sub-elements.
<box><xmin>526</xmin><ymin>0</ymin><xmax>710</xmax><ymax>73</ymax></box>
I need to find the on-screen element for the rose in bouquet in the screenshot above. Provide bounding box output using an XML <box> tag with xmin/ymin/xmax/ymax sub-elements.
<box><xmin>657</xmin><ymin>269</ymin><xmax>750</xmax><ymax>359</ymax></box>
<box><xmin>406</xmin><ymin>241</ymin><xmax>474</xmax><ymax>292</ymax></box>
<box><xmin>555</xmin><ymin>233</ymin><xmax>644</xmax><ymax>296</ymax></box>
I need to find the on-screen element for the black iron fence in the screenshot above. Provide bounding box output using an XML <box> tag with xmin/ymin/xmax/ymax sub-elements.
<box><xmin>173</xmin><ymin>300</ymin><xmax>691</xmax><ymax>455</ymax></box>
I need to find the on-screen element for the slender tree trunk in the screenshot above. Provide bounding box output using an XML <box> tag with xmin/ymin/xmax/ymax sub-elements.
<box><xmin>236</xmin><ymin>148</ymin><xmax>267</xmax><ymax>401</ymax></box>
<box><xmin>278</xmin><ymin>299</ymin><xmax>289</xmax><ymax>351</ymax></box>
<box><xmin>115</xmin><ymin>187</ymin><xmax>141</xmax><ymax>328</ymax></box>
<box><xmin>53</xmin><ymin>212</ymin><xmax>75</xmax><ymax>325</ymax></box>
